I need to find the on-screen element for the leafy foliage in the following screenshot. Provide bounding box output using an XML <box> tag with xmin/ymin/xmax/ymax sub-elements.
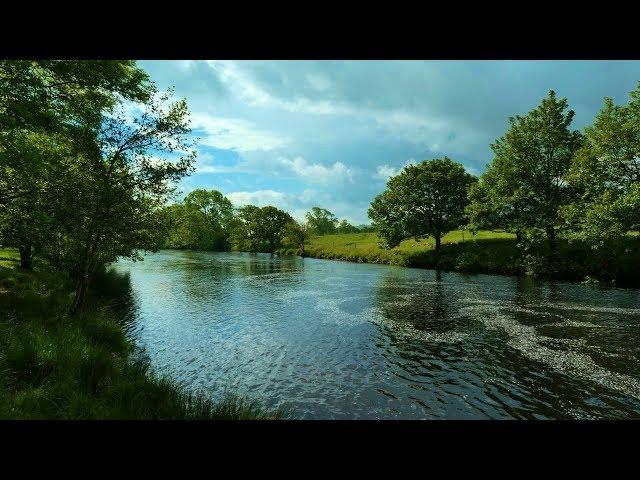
<box><xmin>369</xmin><ymin>157</ymin><xmax>476</xmax><ymax>249</ymax></box>
<box><xmin>305</xmin><ymin>206</ymin><xmax>338</xmax><ymax>235</ymax></box>
<box><xmin>281</xmin><ymin>220</ymin><xmax>311</xmax><ymax>255</ymax></box>
<box><xmin>230</xmin><ymin>205</ymin><xmax>294</xmax><ymax>253</ymax></box>
<box><xmin>336</xmin><ymin>219</ymin><xmax>359</xmax><ymax>234</ymax></box>
<box><xmin>564</xmin><ymin>83</ymin><xmax>640</xmax><ymax>247</ymax></box>
<box><xmin>467</xmin><ymin>91</ymin><xmax>583</xmax><ymax>250</ymax></box>
<box><xmin>162</xmin><ymin>189</ymin><xmax>234</xmax><ymax>251</ymax></box>
<box><xmin>0</xmin><ymin>61</ymin><xmax>195</xmax><ymax>313</ymax></box>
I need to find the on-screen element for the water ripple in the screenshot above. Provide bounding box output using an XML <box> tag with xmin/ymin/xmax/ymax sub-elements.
<box><xmin>110</xmin><ymin>251</ymin><xmax>640</xmax><ymax>419</ymax></box>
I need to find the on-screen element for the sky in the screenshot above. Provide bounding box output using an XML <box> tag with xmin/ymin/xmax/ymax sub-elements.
<box><xmin>139</xmin><ymin>60</ymin><xmax>640</xmax><ymax>225</ymax></box>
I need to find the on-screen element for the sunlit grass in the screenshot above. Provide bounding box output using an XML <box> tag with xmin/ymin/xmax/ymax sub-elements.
<box><xmin>0</xmin><ymin>247</ymin><xmax>19</xmax><ymax>268</ymax></box>
<box><xmin>303</xmin><ymin>230</ymin><xmax>640</xmax><ymax>286</ymax></box>
<box><xmin>306</xmin><ymin>230</ymin><xmax>516</xmax><ymax>265</ymax></box>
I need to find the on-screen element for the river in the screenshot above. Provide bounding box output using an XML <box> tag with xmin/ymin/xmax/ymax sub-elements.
<box><xmin>110</xmin><ymin>250</ymin><xmax>640</xmax><ymax>419</ymax></box>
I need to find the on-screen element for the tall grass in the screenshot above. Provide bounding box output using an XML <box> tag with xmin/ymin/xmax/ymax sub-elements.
<box><xmin>0</xmin><ymin>265</ymin><xmax>284</xmax><ymax>419</ymax></box>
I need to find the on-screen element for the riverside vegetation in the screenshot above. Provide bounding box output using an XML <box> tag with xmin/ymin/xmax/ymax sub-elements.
<box><xmin>301</xmin><ymin>231</ymin><xmax>640</xmax><ymax>286</ymax></box>
<box><xmin>0</xmin><ymin>61</ymin><xmax>281</xmax><ymax>419</ymax></box>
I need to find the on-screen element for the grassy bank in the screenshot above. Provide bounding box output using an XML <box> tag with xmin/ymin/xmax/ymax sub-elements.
<box><xmin>0</xmin><ymin>247</ymin><xmax>19</xmax><ymax>268</ymax></box>
<box><xmin>0</xmin><ymin>255</ymin><xmax>282</xmax><ymax>419</ymax></box>
<box><xmin>301</xmin><ymin>231</ymin><xmax>640</xmax><ymax>286</ymax></box>
<box><xmin>303</xmin><ymin>230</ymin><xmax>513</xmax><ymax>266</ymax></box>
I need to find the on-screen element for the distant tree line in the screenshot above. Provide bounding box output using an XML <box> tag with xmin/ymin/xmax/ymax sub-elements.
<box><xmin>159</xmin><ymin>193</ymin><xmax>376</xmax><ymax>255</ymax></box>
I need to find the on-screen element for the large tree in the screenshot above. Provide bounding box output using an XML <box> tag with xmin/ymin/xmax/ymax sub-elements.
<box><xmin>564</xmin><ymin>83</ymin><xmax>640</xmax><ymax>245</ymax></box>
<box><xmin>0</xmin><ymin>60</ymin><xmax>151</xmax><ymax>204</ymax></box>
<box><xmin>368</xmin><ymin>157</ymin><xmax>475</xmax><ymax>250</ymax></box>
<box><xmin>53</xmin><ymin>89</ymin><xmax>196</xmax><ymax>313</ymax></box>
<box><xmin>0</xmin><ymin>61</ymin><xmax>154</xmax><ymax>270</ymax></box>
<box><xmin>336</xmin><ymin>219</ymin><xmax>359</xmax><ymax>234</ymax></box>
<box><xmin>281</xmin><ymin>220</ymin><xmax>310</xmax><ymax>255</ymax></box>
<box><xmin>468</xmin><ymin>90</ymin><xmax>582</xmax><ymax>251</ymax></box>
<box><xmin>0</xmin><ymin>131</ymin><xmax>74</xmax><ymax>268</ymax></box>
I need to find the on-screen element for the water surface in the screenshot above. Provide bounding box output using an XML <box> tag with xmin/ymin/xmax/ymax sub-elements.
<box><xmin>111</xmin><ymin>250</ymin><xmax>640</xmax><ymax>419</ymax></box>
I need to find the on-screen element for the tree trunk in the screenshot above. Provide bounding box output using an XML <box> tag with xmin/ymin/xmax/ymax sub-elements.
<box><xmin>70</xmin><ymin>272</ymin><xmax>91</xmax><ymax>315</ymax></box>
<box><xmin>434</xmin><ymin>232</ymin><xmax>442</xmax><ymax>251</ymax></box>
<box><xmin>545</xmin><ymin>225</ymin><xmax>556</xmax><ymax>254</ymax></box>
<box><xmin>18</xmin><ymin>243</ymin><xmax>33</xmax><ymax>270</ymax></box>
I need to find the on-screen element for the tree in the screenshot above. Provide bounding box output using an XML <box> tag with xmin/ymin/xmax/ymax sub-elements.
<box><xmin>468</xmin><ymin>90</ymin><xmax>582</xmax><ymax>251</ymax></box>
<box><xmin>56</xmin><ymin>89</ymin><xmax>196</xmax><ymax>314</ymax></box>
<box><xmin>231</xmin><ymin>205</ymin><xmax>294</xmax><ymax>253</ymax></box>
<box><xmin>163</xmin><ymin>189</ymin><xmax>234</xmax><ymax>251</ymax></box>
<box><xmin>282</xmin><ymin>220</ymin><xmax>310</xmax><ymax>255</ymax></box>
<box><xmin>305</xmin><ymin>207</ymin><xmax>338</xmax><ymax>235</ymax></box>
<box><xmin>0</xmin><ymin>131</ymin><xmax>74</xmax><ymax>268</ymax></box>
<box><xmin>336</xmin><ymin>219</ymin><xmax>358</xmax><ymax>234</ymax></box>
<box><xmin>356</xmin><ymin>224</ymin><xmax>377</xmax><ymax>233</ymax></box>
<box><xmin>368</xmin><ymin>157</ymin><xmax>476</xmax><ymax>250</ymax></box>
<box><xmin>0</xmin><ymin>61</ymin><xmax>153</xmax><ymax>270</ymax></box>
<box><xmin>564</xmin><ymin>83</ymin><xmax>640</xmax><ymax>244</ymax></box>
<box><xmin>0</xmin><ymin>194</ymin><xmax>51</xmax><ymax>269</ymax></box>
<box><xmin>0</xmin><ymin>60</ymin><xmax>151</xmax><ymax>205</ymax></box>
<box><xmin>465</xmin><ymin>161</ymin><xmax>531</xmax><ymax>242</ymax></box>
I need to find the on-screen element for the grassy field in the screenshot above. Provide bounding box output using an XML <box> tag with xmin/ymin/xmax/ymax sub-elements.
<box><xmin>0</xmin><ymin>258</ymin><xmax>283</xmax><ymax>419</ymax></box>
<box><xmin>0</xmin><ymin>247</ymin><xmax>19</xmax><ymax>268</ymax></box>
<box><xmin>302</xmin><ymin>230</ymin><xmax>640</xmax><ymax>286</ymax></box>
<box><xmin>305</xmin><ymin>230</ymin><xmax>517</xmax><ymax>267</ymax></box>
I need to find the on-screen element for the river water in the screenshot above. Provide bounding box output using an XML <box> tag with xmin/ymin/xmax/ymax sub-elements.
<box><xmin>110</xmin><ymin>250</ymin><xmax>640</xmax><ymax>419</ymax></box>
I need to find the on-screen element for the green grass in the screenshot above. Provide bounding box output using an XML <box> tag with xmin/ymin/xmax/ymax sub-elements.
<box><xmin>304</xmin><ymin>230</ymin><xmax>516</xmax><ymax>267</ymax></box>
<box><xmin>0</xmin><ymin>264</ymin><xmax>284</xmax><ymax>419</ymax></box>
<box><xmin>301</xmin><ymin>230</ymin><xmax>640</xmax><ymax>286</ymax></box>
<box><xmin>0</xmin><ymin>247</ymin><xmax>19</xmax><ymax>268</ymax></box>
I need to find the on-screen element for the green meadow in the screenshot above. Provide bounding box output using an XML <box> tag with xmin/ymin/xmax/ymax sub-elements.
<box><xmin>303</xmin><ymin>231</ymin><xmax>640</xmax><ymax>286</ymax></box>
<box><xmin>305</xmin><ymin>230</ymin><xmax>515</xmax><ymax>267</ymax></box>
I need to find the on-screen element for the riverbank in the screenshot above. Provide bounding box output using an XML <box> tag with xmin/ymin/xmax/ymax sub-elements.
<box><xmin>0</xmin><ymin>255</ymin><xmax>282</xmax><ymax>419</ymax></box>
<box><xmin>295</xmin><ymin>231</ymin><xmax>640</xmax><ymax>287</ymax></box>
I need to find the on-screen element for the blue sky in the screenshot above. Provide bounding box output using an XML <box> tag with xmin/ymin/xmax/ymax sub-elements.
<box><xmin>139</xmin><ymin>60</ymin><xmax>640</xmax><ymax>224</ymax></box>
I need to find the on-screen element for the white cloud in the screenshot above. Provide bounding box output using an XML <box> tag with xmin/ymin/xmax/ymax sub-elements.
<box><xmin>374</xmin><ymin>164</ymin><xmax>398</xmax><ymax>180</ymax></box>
<box><xmin>226</xmin><ymin>190</ymin><xmax>287</xmax><ymax>207</ymax></box>
<box><xmin>276</xmin><ymin>156</ymin><xmax>354</xmax><ymax>184</ymax></box>
<box><xmin>204</xmin><ymin>61</ymin><xmax>483</xmax><ymax>154</ymax></box>
<box><xmin>192</xmin><ymin>151</ymin><xmax>241</xmax><ymax>174</ymax></box>
<box><xmin>220</xmin><ymin>187</ymin><xmax>368</xmax><ymax>225</ymax></box>
<box><xmin>190</xmin><ymin>112</ymin><xmax>288</xmax><ymax>152</ymax></box>
<box><xmin>224</xmin><ymin>188</ymin><xmax>337</xmax><ymax>223</ymax></box>
<box><xmin>306</xmin><ymin>73</ymin><xmax>332</xmax><ymax>91</ymax></box>
<box><xmin>206</xmin><ymin>61</ymin><xmax>348</xmax><ymax>116</ymax></box>
<box><xmin>177</xmin><ymin>60</ymin><xmax>195</xmax><ymax>72</ymax></box>
<box><xmin>373</xmin><ymin>158</ymin><xmax>417</xmax><ymax>181</ymax></box>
